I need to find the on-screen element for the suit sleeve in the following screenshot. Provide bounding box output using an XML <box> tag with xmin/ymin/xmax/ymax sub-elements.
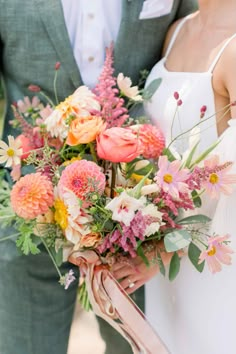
<box><xmin>176</xmin><ymin>0</ymin><xmax>198</xmax><ymax>19</ymax></box>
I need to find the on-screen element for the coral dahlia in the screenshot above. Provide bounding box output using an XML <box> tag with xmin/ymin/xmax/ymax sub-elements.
<box><xmin>58</xmin><ymin>160</ymin><xmax>106</xmax><ymax>201</ymax></box>
<box><xmin>130</xmin><ymin>124</ymin><xmax>165</xmax><ymax>159</ymax></box>
<box><xmin>10</xmin><ymin>173</ymin><xmax>54</xmax><ymax>219</ymax></box>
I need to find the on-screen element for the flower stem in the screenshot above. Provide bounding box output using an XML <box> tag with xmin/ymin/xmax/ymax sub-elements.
<box><xmin>0</xmin><ymin>233</ymin><xmax>20</xmax><ymax>242</ymax></box>
<box><xmin>53</xmin><ymin>70</ymin><xmax>59</xmax><ymax>105</ymax></box>
<box><xmin>89</xmin><ymin>142</ymin><xmax>98</xmax><ymax>164</ymax></box>
<box><xmin>41</xmin><ymin>237</ymin><xmax>62</xmax><ymax>278</ymax></box>
<box><xmin>110</xmin><ymin>163</ymin><xmax>117</xmax><ymax>198</ymax></box>
<box><xmin>39</xmin><ymin>91</ymin><xmax>55</xmax><ymax>108</ymax></box>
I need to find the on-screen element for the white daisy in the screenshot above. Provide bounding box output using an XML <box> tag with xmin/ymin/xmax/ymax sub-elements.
<box><xmin>0</xmin><ymin>135</ymin><xmax>22</xmax><ymax>167</ymax></box>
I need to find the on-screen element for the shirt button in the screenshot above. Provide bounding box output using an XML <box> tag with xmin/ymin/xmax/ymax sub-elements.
<box><xmin>88</xmin><ymin>13</ymin><xmax>94</xmax><ymax>19</ymax></box>
<box><xmin>88</xmin><ymin>56</ymin><xmax>95</xmax><ymax>62</ymax></box>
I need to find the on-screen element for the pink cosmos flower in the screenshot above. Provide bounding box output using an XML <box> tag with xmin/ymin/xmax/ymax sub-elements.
<box><xmin>58</xmin><ymin>160</ymin><xmax>106</xmax><ymax>201</ymax></box>
<box><xmin>199</xmin><ymin>234</ymin><xmax>234</xmax><ymax>274</ymax></box>
<box><xmin>154</xmin><ymin>156</ymin><xmax>190</xmax><ymax>198</ymax></box>
<box><xmin>203</xmin><ymin>155</ymin><xmax>236</xmax><ymax>199</ymax></box>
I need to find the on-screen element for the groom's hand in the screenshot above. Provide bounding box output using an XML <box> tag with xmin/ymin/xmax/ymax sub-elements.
<box><xmin>111</xmin><ymin>241</ymin><xmax>172</xmax><ymax>294</ymax></box>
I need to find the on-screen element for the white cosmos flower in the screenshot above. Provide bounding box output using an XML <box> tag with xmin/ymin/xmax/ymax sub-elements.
<box><xmin>105</xmin><ymin>191</ymin><xmax>146</xmax><ymax>226</ymax></box>
<box><xmin>117</xmin><ymin>73</ymin><xmax>143</xmax><ymax>101</ymax></box>
<box><xmin>0</xmin><ymin>135</ymin><xmax>22</xmax><ymax>167</ymax></box>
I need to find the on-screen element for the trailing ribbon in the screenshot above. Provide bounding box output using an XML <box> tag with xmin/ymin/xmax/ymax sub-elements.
<box><xmin>69</xmin><ymin>250</ymin><xmax>170</xmax><ymax>354</ymax></box>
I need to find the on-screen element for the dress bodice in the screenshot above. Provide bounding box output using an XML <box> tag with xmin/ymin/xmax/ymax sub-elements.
<box><xmin>145</xmin><ymin>15</ymin><xmax>236</xmax><ymax>154</ymax></box>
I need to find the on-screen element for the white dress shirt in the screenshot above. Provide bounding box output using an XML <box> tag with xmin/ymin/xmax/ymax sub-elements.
<box><xmin>61</xmin><ymin>0</ymin><xmax>122</xmax><ymax>88</ymax></box>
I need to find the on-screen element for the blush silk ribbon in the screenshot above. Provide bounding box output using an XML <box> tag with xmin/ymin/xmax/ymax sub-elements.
<box><xmin>69</xmin><ymin>250</ymin><xmax>170</xmax><ymax>354</ymax></box>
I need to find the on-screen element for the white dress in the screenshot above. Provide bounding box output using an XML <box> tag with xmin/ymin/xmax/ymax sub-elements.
<box><xmin>144</xmin><ymin>16</ymin><xmax>236</xmax><ymax>354</ymax></box>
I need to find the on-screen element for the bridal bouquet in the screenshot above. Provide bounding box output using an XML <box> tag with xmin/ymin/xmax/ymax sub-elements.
<box><xmin>1</xmin><ymin>45</ymin><xmax>236</xmax><ymax>353</ymax></box>
<box><xmin>1</xmin><ymin>46</ymin><xmax>235</xmax><ymax>286</ymax></box>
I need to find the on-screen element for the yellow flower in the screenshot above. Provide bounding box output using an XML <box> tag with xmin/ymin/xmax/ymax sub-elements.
<box><xmin>54</xmin><ymin>198</ymin><xmax>68</xmax><ymax>230</ymax></box>
<box><xmin>63</xmin><ymin>156</ymin><xmax>82</xmax><ymax>166</ymax></box>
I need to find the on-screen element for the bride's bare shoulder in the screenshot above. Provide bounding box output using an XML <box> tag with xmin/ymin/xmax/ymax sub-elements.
<box><xmin>162</xmin><ymin>19</ymin><xmax>182</xmax><ymax>56</ymax></box>
<box><xmin>162</xmin><ymin>12</ymin><xmax>198</xmax><ymax>56</ymax></box>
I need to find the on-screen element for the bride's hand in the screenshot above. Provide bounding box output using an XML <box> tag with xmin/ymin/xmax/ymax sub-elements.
<box><xmin>111</xmin><ymin>241</ymin><xmax>172</xmax><ymax>294</ymax></box>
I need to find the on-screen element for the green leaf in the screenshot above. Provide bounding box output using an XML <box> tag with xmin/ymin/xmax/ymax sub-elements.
<box><xmin>183</xmin><ymin>141</ymin><xmax>200</xmax><ymax>168</ymax></box>
<box><xmin>164</xmin><ymin>230</ymin><xmax>191</xmax><ymax>252</ymax></box>
<box><xmin>190</xmin><ymin>140</ymin><xmax>220</xmax><ymax>168</ymax></box>
<box><xmin>142</xmin><ymin>78</ymin><xmax>162</xmax><ymax>100</ymax></box>
<box><xmin>16</xmin><ymin>233</ymin><xmax>41</xmax><ymax>255</ymax></box>
<box><xmin>162</xmin><ymin>147</ymin><xmax>176</xmax><ymax>162</ymax></box>
<box><xmin>169</xmin><ymin>252</ymin><xmax>180</xmax><ymax>281</ymax></box>
<box><xmin>178</xmin><ymin>214</ymin><xmax>211</xmax><ymax>225</ymax></box>
<box><xmin>130</xmin><ymin>169</ymin><xmax>153</xmax><ymax>198</ymax></box>
<box><xmin>156</xmin><ymin>249</ymin><xmax>166</xmax><ymax>276</ymax></box>
<box><xmin>137</xmin><ymin>245</ymin><xmax>150</xmax><ymax>267</ymax></box>
<box><xmin>188</xmin><ymin>242</ymin><xmax>205</xmax><ymax>272</ymax></box>
<box><xmin>192</xmin><ymin>190</ymin><xmax>202</xmax><ymax>208</ymax></box>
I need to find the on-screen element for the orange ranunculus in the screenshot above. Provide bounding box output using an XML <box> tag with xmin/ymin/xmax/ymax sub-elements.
<box><xmin>66</xmin><ymin>115</ymin><xmax>106</xmax><ymax>146</ymax></box>
<box><xmin>96</xmin><ymin>127</ymin><xmax>141</xmax><ymax>163</ymax></box>
<box><xmin>80</xmin><ymin>232</ymin><xmax>102</xmax><ymax>248</ymax></box>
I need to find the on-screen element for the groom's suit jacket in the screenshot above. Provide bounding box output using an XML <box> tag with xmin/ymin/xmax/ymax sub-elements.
<box><xmin>0</xmin><ymin>0</ymin><xmax>197</xmax><ymax>139</ymax></box>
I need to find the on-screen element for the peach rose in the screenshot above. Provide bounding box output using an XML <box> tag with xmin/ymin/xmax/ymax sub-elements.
<box><xmin>96</xmin><ymin>127</ymin><xmax>141</xmax><ymax>163</ymax></box>
<box><xmin>66</xmin><ymin>115</ymin><xmax>106</xmax><ymax>146</ymax></box>
<box><xmin>80</xmin><ymin>232</ymin><xmax>102</xmax><ymax>248</ymax></box>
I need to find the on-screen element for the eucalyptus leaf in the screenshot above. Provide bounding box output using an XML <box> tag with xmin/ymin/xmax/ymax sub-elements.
<box><xmin>178</xmin><ymin>214</ymin><xmax>211</xmax><ymax>225</ymax></box>
<box><xmin>169</xmin><ymin>252</ymin><xmax>180</xmax><ymax>281</ymax></box>
<box><xmin>188</xmin><ymin>242</ymin><xmax>205</xmax><ymax>272</ymax></box>
<box><xmin>142</xmin><ymin>78</ymin><xmax>162</xmax><ymax>100</ymax></box>
<box><xmin>164</xmin><ymin>230</ymin><xmax>191</xmax><ymax>252</ymax></box>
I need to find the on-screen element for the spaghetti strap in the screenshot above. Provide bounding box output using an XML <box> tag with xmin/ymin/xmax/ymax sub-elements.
<box><xmin>165</xmin><ymin>14</ymin><xmax>193</xmax><ymax>58</ymax></box>
<box><xmin>208</xmin><ymin>33</ymin><xmax>236</xmax><ymax>73</ymax></box>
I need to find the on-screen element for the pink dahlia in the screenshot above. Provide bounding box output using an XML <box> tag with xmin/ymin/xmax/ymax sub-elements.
<box><xmin>10</xmin><ymin>173</ymin><xmax>54</xmax><ymax>219</ymax></box>
<box><xmin>58</xmin><ymin>160</ymin><xmax>106</xmax><ymax>200</ymax></box>
<box><xmin>130</xmin><ymin>124</ymin><xmax>165</xmax><ymax>159</ymax></box>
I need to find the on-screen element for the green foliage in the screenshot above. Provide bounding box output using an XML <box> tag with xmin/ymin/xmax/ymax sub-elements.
<box><xmin>169</xmin><ymin>252</ymin><xmax>180</xmax><ymax>281</ymax></box>
<box><xmin>142</xmin><ymin>78</ymin><xmax>162</xmax><ymax>100</ymax></box>
<box><xmin>78</xmin><ymin>281</ymin><xmax>92</xmax><ymax>311</ymax></box>
<box><xmin>188</xmin><ymin>242</ymin><xmax>205</xmax><ymax>272</ymax></box>
<box><xmin>164</xmin><ymin>229</ymin><xmax>192</xmax><ymax>252</ymax></box>
<box><xmin>191</xmin><ymin>190</ymin><xmax>202</xmax><ymax>208</ymax></box>
<box><xmin>15</xmin><ymin>221</ymin><xmax>41</xmax><ymax>255</ymax></box>
<box><xmin>177</xmin><ymin>214</ymin><xmax>211</xmax><ymax>225</ymax></box>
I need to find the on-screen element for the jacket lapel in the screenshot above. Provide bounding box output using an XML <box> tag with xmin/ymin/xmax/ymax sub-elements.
<box><xmin>35</xmin><ymin>0</ymin><xmax>83</xmax><ymax>88</ymax></box>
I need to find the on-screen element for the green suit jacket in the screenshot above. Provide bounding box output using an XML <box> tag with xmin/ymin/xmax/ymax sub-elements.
<box><xmin>0</xmin><ymin>0</ymin><xmax>197</xmax><ymax>139</ymax></box>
